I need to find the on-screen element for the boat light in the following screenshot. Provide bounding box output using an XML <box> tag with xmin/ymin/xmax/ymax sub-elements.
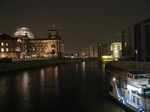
<box><xmin>113</xmin><ymin>78</ymin><xmax>116</xmax><ymax>81</ymax></box>
<box><xmin>127</xmin><ymin>84</ymin><xmax>141</xmax><ymax>94</ymax></box>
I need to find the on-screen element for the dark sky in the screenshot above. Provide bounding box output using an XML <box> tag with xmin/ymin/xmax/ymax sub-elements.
<box><xmin>0</xmin><ymin>0</ymin><xmax>150</xmax><ymax>53</ymax></box>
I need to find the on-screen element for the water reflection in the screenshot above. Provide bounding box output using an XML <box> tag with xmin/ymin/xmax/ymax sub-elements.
<box><xmin>102</xmin><ymin>61</ymin><xmax>106</xmax><ymax>80</ymax></box>
<box><xmin>75</xmin><ymin>63</ymin><xmax>78</xmax><ymax>71</ymax></box>
<box><xmin>54</xmin><ymin>66</ymin><xmax>59</xmax><ymax>93</ymax></box>
<box><xmin>81</xmin><ymin>61</ymin><xmax>86</xmax><ymax>79</ymax></box>
<box><xmin>40</xmin><ymin>69</ymin><xmax>45</xmax><ymax>93</ymax></box>
<box><xmin>0</xmin><ymin>61</ymin><xmax>127</xmax><ymax>112</ymax></box>
<box><xmin>21</xmin><ymin>72</ymin><xmax>30</xmax><ymax>110</ymax></box>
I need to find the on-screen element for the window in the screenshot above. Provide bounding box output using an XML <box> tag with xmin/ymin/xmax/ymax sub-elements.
<box><xmin>134</xmin><ymin>76</ymin><xmax>138</xmax><ymax>79</ymax></box>
<box><xmin>1</xmin><ymin>48</ymin><xmax>4</xmax><ymax>52</ymax></box>
<box><xmin>133</xmin><ymin>96</ymin><xmax>135</xmax><ymax>102</ymax></box>
<box><xmin>6</xmin><ymin>43</ymin><xmax>8</xmax><ymax>46</ymax></box>
<box><xmin>51</xmin><ymin>44</ymin><xmax>55</xmax><ymax>48</ymax></box>
<box><xmin>128</xmin><ymin>74</ymin><xmax>130</xmax><ymax>78</ymax></box>
<box><xmin>15</xmin><ymin>47</ymin><xmax>20</xmax><ymax>51</ymax></box>
<box><xmin>1</xmin><ymin>43</ymin><xmax>4</xmax><ymax>46</ymax></box>
<box><xmin>140</xmin><ymin>75</ymin><xmax>144</xmax><ymax>79</ymax></box>
<box><xmin>6</xmin><ymin>48</ymin><xmax>8</xmax><ymax>51</ymax></box>
<box><xmin>137</xmin><ymin>98</ymin><xmax>140</xmax><ymax>105</ymax></box>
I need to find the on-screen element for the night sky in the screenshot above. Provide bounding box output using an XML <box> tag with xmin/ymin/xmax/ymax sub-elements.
<box><xmin>0</xmin><ymin>0</ymin><xmax>150</xmax><ymax>53</ymax></box>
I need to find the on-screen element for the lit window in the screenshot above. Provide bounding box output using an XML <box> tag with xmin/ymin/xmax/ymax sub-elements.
<box><xmin>6</xmin><ymin>43</ymin><xmax>8</xmax><ymax>46</ymax></box>
<box><xmin>17</xmin><ymin>39</ymin><xmax>22</xmax><ymax>42</ymax></box>
<box><xmin>51</xmin><ymin>44</ymin><xmax>55</xmax><ymax>48</ymax></box>
<box><xmin>15</xmin><ymin>47</ymin><xmax>20</xmax><ymax>51</ymax></box>
<box><xmin>1</xmin><ymin>43</ymin><xmax>4</xmax><ymax>46</ymax></box>
<box><xmin>1</xmin><ymin>48</ymin><xmax>4</xmax><ymax>52</ymax></box>
<box><xmin>6</xmin><ymin>48</ymin><xmax>8</xmax><ymax>51</ymax></box>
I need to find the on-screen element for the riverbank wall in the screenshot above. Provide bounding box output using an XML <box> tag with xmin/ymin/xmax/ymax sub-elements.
<box><xmin>0</xmin><ymin>58</ymin><xmax>92</xmax><ymax>73</ymax></box>
<box><xmin>105</xmin><ymin>61</ymin><xmax>150</xmax><ymax>78</ymax></box>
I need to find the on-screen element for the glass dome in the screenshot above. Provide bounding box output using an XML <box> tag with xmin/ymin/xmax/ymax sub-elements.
<box><xmin>14</xmin><ymin>27</ymin><xmax>35</xmax><ymax>39</ymax></box>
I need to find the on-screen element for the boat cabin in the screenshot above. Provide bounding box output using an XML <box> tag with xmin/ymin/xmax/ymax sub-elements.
<box><xmin>127</xmin><ymin>71</ymin><xmax>149</xmax><ymax>86</ymax></box>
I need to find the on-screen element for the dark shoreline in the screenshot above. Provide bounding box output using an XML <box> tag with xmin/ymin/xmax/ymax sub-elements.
<box><xmin>0</xmin><ymin>58</ymin><xmax>96</xmax><ymax>73</ymax></box>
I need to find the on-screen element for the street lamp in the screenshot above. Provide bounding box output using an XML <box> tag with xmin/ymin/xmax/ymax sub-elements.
<box><xmin>135</xmin><ymin>49</ymin><xmax>138</xmax><ymax>61</ymax></box>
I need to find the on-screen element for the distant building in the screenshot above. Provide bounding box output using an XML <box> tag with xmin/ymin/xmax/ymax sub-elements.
<box><xmin>14</xmin><ymin>27</ymin><xmax>35</xmax><ymax>39</ymax></box>
<box><xmin>82</xmin><ymin>43</ymin><xmax>99</xmax><ymax>58</ymax></box>
<box><xmin>82</xmin><ymin>42</ymin><xmax>122</xmax><ymax>61</ymax></box>
<box><xmin>0</xmin><ymin>25</ymin><xmax>64</xmax><ymax>59</ymax></box>
<box><xmin>120</xmin><ymin>18</ymin><xmax>150</xmax><ymax>61</ymax></box>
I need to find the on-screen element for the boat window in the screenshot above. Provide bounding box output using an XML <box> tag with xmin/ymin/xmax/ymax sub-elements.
<box><xmin>128</xmin><ymin>74</ymin><xmax>130</xmax><ymax>78</ymax></box>
<box><xmin>132</xmin><ymin>75</ymin><xmax>133</xmax><ymax>79</ymax></box>
<box><xmin>133</xmin><ymin>96</ymin><xmax>135</xmax><ymax>102</ymax></box>
<box><xmin>130</xmin><ymin>75</ymin><xmax>132</xmax><ymax>78</ymax></box>
<box><xmin>137</xmin><ymin>98</ymin><xmax>140</xmax><ymax>105</ymax></box>
<box><xmin>140</xmin><ymin>75</ymin><xmax>144</xmax><ymax>79</ymax></box>
<box><xmin>134</xmin><ymin>76</ymin><xmax>138</xmax><ymax>79</ymax></box>
<box><xmin>145</xmin><ymin>75</ymin><xmax>149</xmax><ymax>79</ymax></box>
<box><xmin>144</xmin><ymin>89</ymin><xmax>150</xmax><ymax>98</ymax></box>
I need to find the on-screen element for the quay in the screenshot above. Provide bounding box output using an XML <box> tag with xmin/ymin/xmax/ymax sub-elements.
<box><xmin>0</xmin><ymin>58</ymin><xmax>95</xmax><ymax>73</ymax></box>
<box><xmin>105</xmin><ymin>60</ymin><xmax>150</xmax><ymax>79</ymax></box>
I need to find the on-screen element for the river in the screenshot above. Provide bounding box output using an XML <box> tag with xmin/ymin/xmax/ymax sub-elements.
<box><xmin>0</xmin><ymin>60</ymin><xmax>127</xmax><ymax>112</ymax></box>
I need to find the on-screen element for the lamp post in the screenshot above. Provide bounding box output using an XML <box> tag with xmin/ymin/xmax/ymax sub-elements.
<box><xmin>135</xmin><ymin>49</ymin><xmax>138</xmax><ymax>61</ymax></box>
<box><xmin>135</xmin><ymin>49</ymin><xmax>138</xmax><ymax>73</ymax></box>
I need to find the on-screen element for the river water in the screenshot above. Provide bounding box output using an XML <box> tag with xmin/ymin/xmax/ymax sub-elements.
<box><xmin>0</xmin><ymin>61</ymin><xmax>127</xmax><ymax>112</ymax></box>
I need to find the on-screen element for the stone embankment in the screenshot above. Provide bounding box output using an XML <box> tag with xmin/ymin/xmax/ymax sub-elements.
<box><xmin>105</xmin><ymin>62</ymin><xmax>127</xmax><ymax>79</ymax></box>
<box><xmin>105</xmin><ymin>60</ymin><xmax>150</xmax><ymax>79</ymax></box>
<box><xmin>0</xmin><ymin>58</ymin><xmax>92</xmax><ymax>73</ymax></box>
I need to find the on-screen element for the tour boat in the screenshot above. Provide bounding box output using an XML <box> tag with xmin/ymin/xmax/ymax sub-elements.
<box><xmin>109</xmin><ymin>71</ymin><xmax>150</xmax><ymax>112</ymax></box>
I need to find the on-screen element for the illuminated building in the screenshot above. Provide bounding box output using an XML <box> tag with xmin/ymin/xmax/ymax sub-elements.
<box><xmin>0</xmin><ymin>25</ymin><xmax>64</xmax><ymax>59</ymax></box>
<box><xmin>120</xmin><ymin>18</ymin><xmax>150</xmax><ymax>61</ymax></box>
<box><xmin>82</xmin><ymin>42</ymin><xmax>121</xmax><ymax>61</ymax></box>
<box><xmin>14</xmin><ymin>27</ymin><xmax>35</xmax><ymax>39</ymax></box>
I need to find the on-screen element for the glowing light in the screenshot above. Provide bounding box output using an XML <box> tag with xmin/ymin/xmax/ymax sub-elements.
<box><xmin>17</xmin><ymin>39</ymin><xmax>22</xmax><ymax>42</ymax></box>
<box><xmin>113</xmin><ymin>78</ymin><xmax>116</xmax><ymax>81</ymax></box>
<box><xmin>6</xmin><ymin>48</ymin><xmax>8</xmax><ymax>51</ymax></box>
<box><xmin>14</xmin><ymin>27</ymin><xmax>35</xmax><ymax>39</ymax></box>
<box><xmin>1</xmin><ymin>43</ymin><xmax>4</xmax><ymax>46</ymax></box>
<box><xmin>127</xmin><ymin>84</ymin><xmax>141</xmax><ymax>94</ymax></box>
<box><xmin>1</xmin><ymin>48</ymin><xmax>4</xmax><ymax>52</ymax></box>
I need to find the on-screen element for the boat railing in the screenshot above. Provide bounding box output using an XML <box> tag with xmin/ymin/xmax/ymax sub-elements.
<box><xmin>126</xmin><ymin>99</ymin><xmax>139</xmax><ymax>109</ymax></box>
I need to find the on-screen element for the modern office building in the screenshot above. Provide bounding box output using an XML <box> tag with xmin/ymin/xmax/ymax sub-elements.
<box><xmin>82</xmin><ymin>43</ymin><xmax>99</xmax><ymax>58</ymax></box>
<box><xmin>120</xmin><ymin>18</ymin><xmax>150</xmax><ymax>61</ymax></box>
<box><xmin>0</xmin><ymin>26</ymin><xmax>64</xmax><ymax>59</ymax></box>
<box><xmin>82</xmin><ymin>42</ymin><xmax>121</xmax><ymax>61</ymax></box>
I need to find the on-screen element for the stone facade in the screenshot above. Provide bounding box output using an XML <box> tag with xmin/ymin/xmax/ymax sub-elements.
<box><xmin>0</xmin><ymin>27</ymin><xmax>64</xmax><ymax>59</ymax></box>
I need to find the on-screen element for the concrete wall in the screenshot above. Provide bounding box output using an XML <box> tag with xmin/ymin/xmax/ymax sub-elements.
<box><xmin>109</xmin><ymin>61</ymin><xmax>150</xmax><ymax>73</ymax></box>
<box><xmin>0</xmin><ymin>59</ymin><xmax>85</xmax><ymax>73</ymax></box>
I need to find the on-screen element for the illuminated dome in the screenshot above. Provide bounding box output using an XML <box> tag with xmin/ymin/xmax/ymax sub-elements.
<box><xmin>14</xmin><ymin>27</ymin><xmax>35</xmax><ymax>39</ymax></box>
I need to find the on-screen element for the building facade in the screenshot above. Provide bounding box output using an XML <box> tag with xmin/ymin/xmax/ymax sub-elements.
<box><xmin>0</xmin><ymin>27</ymin><xmax>64</xmax><ymax>59</ymax></box>
<box><xmin>121</xmin><ymin>18</ymin><xmax>150</xmax><ymax>61</ymax></box>
<box><xmin>82</xmin><ymin>42</ymin><xmax>121</xmax><ymax>61</ymax></box>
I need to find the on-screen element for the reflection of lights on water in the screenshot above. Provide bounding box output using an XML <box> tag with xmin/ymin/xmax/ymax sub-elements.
<box><xmin>54</xmin><ymin>67</ymin><xmax>59</xmax><ymax>92</ymax></box>
<box><xmin>40</xmin><ymin>69</ymin><xmax>44</xmax><ymax>82</ymax></box>
<box><xmin>82</xmin><ymin>62</ymin><xmax>85</xmax><ymax>71</ymax></box>
<box><xmin>82</xmin><ymin>62</ymin><xmax>86</xmax><ymax>79</ymax></box>
<box><xmin>22</xmin><ymin>72</ymin><xmax>30</xmax><ymax>106</ymax></box>
<box><xmin>76</xmin><ymin>64</ymin><xmax>78</xmax><ymax>71</ymax></box>
<box><xmin>23</xmin><ymin>72</ymin><xmax>29</xmax><ymax>91</ymax></box>
<box><xmin>40</xmin><ymin>69</ymin><xmax>45</xmax><ymax>93</ymax></box>
<box><xmin>102</xmin><ymin>62</ymin><xmax>106</xmax><ymax>80</ymax></box>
